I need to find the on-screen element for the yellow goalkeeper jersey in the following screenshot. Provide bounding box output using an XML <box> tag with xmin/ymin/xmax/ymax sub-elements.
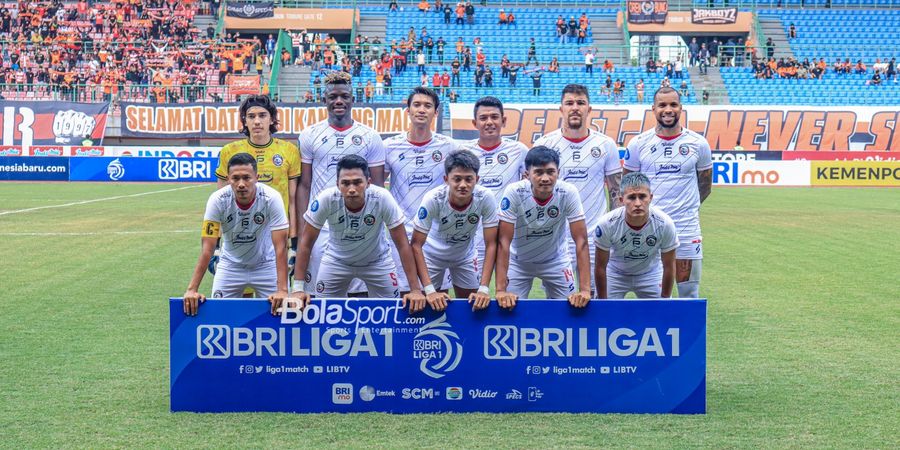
<box><xmin>215</xmin><ymin>138</ymin><xmax>301</xmax><ymax>214</ymax></box>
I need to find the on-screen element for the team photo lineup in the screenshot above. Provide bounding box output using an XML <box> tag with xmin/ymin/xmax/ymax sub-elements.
<box><xmin>182</xmin><ymin>72</ymin><xmax>711</xmax><ymax>316</ymax></box>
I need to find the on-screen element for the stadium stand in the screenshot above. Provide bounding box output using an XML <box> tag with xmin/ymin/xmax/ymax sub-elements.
<box><xmin>721</xmin><ymin>8</ymin><xmax>900</xmax><ymax>105</ymax></box>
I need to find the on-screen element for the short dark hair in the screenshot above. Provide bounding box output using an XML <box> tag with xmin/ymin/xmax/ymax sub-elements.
<box><xmin>525</xmin><ymin>146</ymin><xmax>559</xmax><ymax>169</ymax></box>
<box><xmin>561</xmin><ymin>84</ymin><xmax>590</xmax><ymax>101</ymax></box>
<box><xmin>407</xmin><ymin>86</ymin><xmax>440</xmax><ymax>110</ymax></box>
<box><xmin>653</xmin><ymin>86</ymin><xmax>682</xmax><ymax>104</ymax></box>
<box><xmin>336</xmin><ymin>154</ymin><xmax>370</xmax><ymax>179</ymax></box>
<box><xmin>239</xmin><ymin>95</ymin><xmax>279</xmax><ymax>136</ymax></box>
<box><xmin>473</xmin><ymin>96</ymin><xmax>504</xmax><ymax>117</ymax></box>
<box><xmin>444</xmin><ymin>150</ymin><xmax>480</xmax><ymax>175</ymax></box>
<box><xmin>227</xmin><ymin>152</ymin><xmax>257</xmax><ymax>172</ymax></box>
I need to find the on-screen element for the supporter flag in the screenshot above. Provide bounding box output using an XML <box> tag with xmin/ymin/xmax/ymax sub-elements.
<box><xmin>226</xmin><ymin>1</ymin><xmax>275</xmax><ymax>19</ymax></box>
<box><xmin>228</xmin><ymin>75</ymin><xmax>262</xmax><ymax>96</ymax></box>
<box><xmin>627</xmin><ymin>0</ymin><xmax>668</xmax><ymax>25</ymax></box>
<box><xmin>0</xmin><ymin>101</ymin><xmax>109</xmax><ymax>148</ymax></box>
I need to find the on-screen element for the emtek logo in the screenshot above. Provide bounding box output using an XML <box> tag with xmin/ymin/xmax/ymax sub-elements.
<box><xmin>158</xmin><ymin>159</ymin><xmax>211</xmax><ymax>180</ymax></box>
<box><xmin>332</xmin><ymin>383</ymin><xmax>353</xmax><ymax>404</ymax></box>
<box><xmin>484</xmin><ymin>326</ymin><xmax>517</xmax><ymax>359</ymax></box>
<box><xmin>197</xmin><ymin>325</ymin><xmax>230</xmax><ymax>358</ymax></box>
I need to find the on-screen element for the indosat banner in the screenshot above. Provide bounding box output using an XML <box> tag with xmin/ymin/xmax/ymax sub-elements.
<box><xmin>449</xmin><ymin>104</ymin><xmax>900</xmax><ymax>153</ymax></box>
<box><xmin>170</xmin><ymin>299</ymin><xmax>707</xmax><ymax>414</ymax></box>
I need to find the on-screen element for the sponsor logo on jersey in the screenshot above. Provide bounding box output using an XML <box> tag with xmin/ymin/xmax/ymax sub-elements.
<box><xmin>480</xmin><ymin>176</ymin><xmax>502</xmax><ymax>188</ymax></box>
<box><xmin>409</xmin><ymin>173</ymin><xmax>434</xmax><ymax>187</ymax></box>
<box><xmin>563</xmin><ymin>167</ymin><xmax>589</xmax><ymax>181</ymax></box>
<box><xmin>500</xmin><ymin>197</ymin><xmax>511</xmax><ymax>210</ymax></box>
<box><xmin>595</xmin><ymin>226</ymin><xmax>602</xmax><ymax>238</ymax></box>
<box><xmin>418</xmin><ymin>207</ymin><xmax>428</xmax><ymax>220</ymax></box>
<box><xmin>310</xmin><ymin>200</ymin><xmax>319</xmax><ymax>212</ymax></box>
<box><xmin>657</xmin><ymin>163</ymin><xmax>680</xmax><ymax>174</ymax></box>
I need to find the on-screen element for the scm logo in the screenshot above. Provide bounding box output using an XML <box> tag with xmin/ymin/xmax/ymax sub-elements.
<box><xmin>401</xmin><ymin>388</ymin><xmax>436</xmax><ymax>399</ymax></box>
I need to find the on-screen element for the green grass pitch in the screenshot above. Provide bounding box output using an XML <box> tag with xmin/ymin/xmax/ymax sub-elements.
<box><xmin>0</xmin><ymin>182</ymin><xmax>897</xmax><ymax>448</ymax></box>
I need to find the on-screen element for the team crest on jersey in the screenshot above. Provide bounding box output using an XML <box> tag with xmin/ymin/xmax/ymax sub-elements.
<box><xmin>316</xmin><ymin>281</ymin><xmax>325</xmax><ymax>293</ymax></box>
<box><xmin>500</xmin><ymin>197</ymin><xmax>511</xmax><ymax>211</ymax></box>
<box><xmin>590</xmin><ymin>147</ymin><xmax>602</xmax><ymax>158</ymax></box>
<box><xmin>418</xmin><ymin>207</ymin><xmax>428</xmax><ymax>220</ymax></box>
<box><xmin>253</xmin><ymin>212</ymin><xmax>265</xmax><ymax>224</ymax></box>
<box><xmin>679</xmin><ymin>144</ymin><xmax>690</xmax><ymax>156</ymax></box>
<box><xmin>352</xmin><ymin>135</ymin><xmax>363</xmax><ymax>146</ymax></box>
<box><xmin>646</xmin><ymin>235</ymin><xmax>658</xmax><ymax>246</ymax></box>
<box><xmin>305</xmin><ymin>271</ymin><xmax>312</xmax><ymax>282</ymax></box>
<box><xmin>272</xmin><ymin>154</ymin><xmax>284</xmax><ymax>166</ymax></box>
<box><xmin>497</xmin><ymin>153</ymin><xmax>508</xmax><ymax>164</ymax></box>
<box><xmin>310</xmin><ymin>200</ymin><xmax>319</xmax><ymax>212</ymax></box>
<box><xmin>547</xmin><ymin>206</ymin><xmax>559</xmax><ymax>218</ymax></box>
<box><xmin>467</xmin><ymin>213</ymin><xmax>479</xmax><ymax>224</ymax></box>
<box><xmin>213</xmin><ymin>290</ymin><xmax>223</xmax><ymax>298</ymax></box>
<box><xmin>431</xmin><ymin>150</ymin><xmax>443</xmax><ymax>162</ymax></box>
<box><xmin>363</xmin><ymin>214</ymin><xmax>376</xmax><ymax>226</ymax></box>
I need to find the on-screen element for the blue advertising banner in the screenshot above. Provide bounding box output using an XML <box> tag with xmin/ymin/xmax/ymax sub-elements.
<box><xmin>70</xmin><ymin>156</ymin><xmax>217</xmax><ymax>182</ymax></box>
<box><xmin>0</xmin><ymin>156</ymin><xmax>69</xmax><ymax>181</ymax></box>
<box><xmin>170</xmin><ymin>299</ymin><xmax>706</xmax><ymax>414</ymax></box>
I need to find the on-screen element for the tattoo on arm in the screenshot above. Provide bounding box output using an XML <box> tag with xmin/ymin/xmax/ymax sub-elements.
<box><xmin>606</xmin><ymin>172</ymin><xmax>623</xmax><ymax>208</ymax></box>
<box><xmin>698</xmin><ymin>169</ymin><xmax>712</xmax><ymax>203</ymax></box>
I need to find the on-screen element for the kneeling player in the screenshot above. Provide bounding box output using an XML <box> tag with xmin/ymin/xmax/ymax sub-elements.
<box><xmin>410</xmin><ymin>150</ymin><xmax>499</xmax><ymax>311</ymax></box>
<box><xmin>183</xmin><ymin>153</ymin><xmax>289</xmax><ymax>316</ymax></box>
<box><xmin>495</xmin><ymin>146</ymin><xmax>592</xmax><ymax>309</ymax></box>
<box><xmin>292</xmin><ymin>155</ymin><xmax>427</xmax><ymax>311</ymax></box>
<box><xmin>594</xmin><ymin>172</ymin><xmax>678</xmax><ymax>299</ymax></box>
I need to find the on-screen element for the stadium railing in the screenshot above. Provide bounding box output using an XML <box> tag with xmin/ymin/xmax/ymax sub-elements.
<box><xmin>239</xmin><ymin>0</ymin><xmax>900</xmax><ymax>10</ymax></box>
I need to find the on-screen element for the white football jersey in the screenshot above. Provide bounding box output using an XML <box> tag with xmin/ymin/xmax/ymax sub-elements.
<box><xmin>458</xmin><ymin>138</ymin><xmax>528</xmax><ymax>200</ymax></box>
<box><xmin>533</xmin><ymin>129</ymin><xmax>622</xmax><ymax>236</ymax></box>
<box><xmin>594</xmin><ymin>206</ymin><xmax>679</xmax><ymax>276</ymax></box>
<box><xmin>203</xmin><ymin>183</ymin><xmax>289</xmax><ymax>267</ymax></box>
<box><xmin>413</xmin><ymin>184</ymin><xmax>498</xmax><ymax>256</ymax></box>
<box><xmin>623</xmin><ymin>129</ymin><xmax>712</xmax><ymax>240</ymax></box>
<box><xmin>303</xmin><ymin>185</ymin><xmax>405</xmax><ymax>266</ymax></box>
<box><xmin>498</xmin><ymin>179</ymin><xmax>585</xmax><ymax>264</ymax></box>
<box><xmin>298</xmin><ymin>120</ymin><xmax>387</xmax><ymax>205</ymax></box>
<box><xmin>384</xmin><ymin>133</ymin><xmax>459</xmax><ymax>233</ymax></box>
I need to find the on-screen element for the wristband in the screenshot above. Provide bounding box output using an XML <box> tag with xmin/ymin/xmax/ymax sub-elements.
<box><xmin>292</xmin><ymin>279</ymin><xmax>305</xmax><ymax>292</ymax></box>
<box><xmin>423</xmin><ymin>284</ymin><xmax>437</xmax><ymax>295</ymax></box>
<box><xmin>478</xmin><ymin>285</ymin><xmax>490</xmax><ymax>295</ymax></box>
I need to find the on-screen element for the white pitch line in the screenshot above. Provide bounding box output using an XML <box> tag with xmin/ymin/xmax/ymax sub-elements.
<box><xmin>0</xmin><ymin>230</ymin><xmax>194</xmax><ymax>236</ymax></box>
<box><xmin>0</xmin><ymin>184</ymin><xmax>206</xmax><ymax>216</ymax></box>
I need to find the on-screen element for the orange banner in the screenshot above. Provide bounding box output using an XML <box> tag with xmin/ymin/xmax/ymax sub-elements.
<box><xmin>227</xmin><ymin>75</ymin><xmax>261</xmax><ymax>96</ymax></box>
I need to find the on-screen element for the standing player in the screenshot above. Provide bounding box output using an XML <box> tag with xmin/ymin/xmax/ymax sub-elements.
<box><xmin>533</xmin><ymin>84</ymin><xmax>622</xmax><ymax>296</ymax></box>
<box><xmin>384</xmin><ymin>87</ymin><xmax>458</xmax><ymax>294</ymax></box>
<box><xmin>623</xmin><ymin>87</ymin><xmax>712</xmax><ymax>298</ymax></box>
<box><xmin>292</xmin><ymin>156</ymin><xmax>426</xmax><ymax>311</ymax></box>
<box><xmin>183</xmin><ymin>153</ymin><xmax>289</xmax><ymax>316</ymax></box>
<box><xmin>296</xmin><ymin>72</ymin><xmax>386</xmax><ymax>296</ymax></box>
<box><xmin>411</xmin><ymin>150</ymin><xmax>499</xmax><ymax>311</ymax></box>
<box><xmin>211</xmin><ymin>95</ymin><xmax>300</xmax><ymax>285</ymax></box>
<box><xmin>495</xmin><ymin>146</ymin><xmax>591</xmax><ymax>309</ymax></box>
<box><xmin>594</xmin><ymin>172</ymin><xmax>679</xmax><ymax>299</ymax></box>
<box><xmin>458</xmin><ymin>96</ymin><xmax>528</xmax><ymax>271</ymax></box>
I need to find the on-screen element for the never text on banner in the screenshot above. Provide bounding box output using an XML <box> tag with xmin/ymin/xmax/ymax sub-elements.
<box><xmin>70</xmin><ymin>156</ymin><xmax>217</xmax><ymax>182</ymax></box>
<box><xmin>0</xmin><ymin>156</ymin><xmax>68</xmax><ymax>181</ymax></box>
<box><xmin>0</xmin><ymin>101</ymin><xmax>109</xmax><ymax>148</ymax></box>
<box><xmin>810</xmin><ymin>161</ymin><xmax>900</xmax><ymax>187</ymax></box>
<box><xmin>450</xmin><ymin>104</ymin><xmax>900</xmax><ymax>152</ymax></box>
<box><xmin>121</xmin><ymin>103</ymin><xmax>440</xmax><ymax>139</ymax></box>
<box><xmin>170</xmin><ymin>299</ymin><xmax>707</xmax><ymax>414</ymax></box>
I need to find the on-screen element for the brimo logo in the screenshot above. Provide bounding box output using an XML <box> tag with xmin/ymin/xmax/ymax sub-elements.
<box><xmin>484</xmin><ymin>326</ymin><xmax>681</xmax><ymax>359</ymax></box>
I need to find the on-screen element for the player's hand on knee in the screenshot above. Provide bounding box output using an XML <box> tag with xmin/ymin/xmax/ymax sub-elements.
<box><xmin>183</xmin><ymin>289</ymin><xmax>206</xmax><ymax>316</ymax></box>
<box><xmin>467</xmin><ymin>291</ymin><xmax>491</xmax><ymax>311</ymax></box>
<box><xmin>268</xmin><ymin>290</ymin><xmax>289</xmax><ymax>316</ymax></box>
<box><xmin>567</xmin><ymin>290</ymin><xmax>591</xmax><ymax>308</ymax></box>
<box><xmin>426</xmin><ymin>291</ymin><xmax>450</xmax><ymax>311</ymax></box>
<box><xmin>402</xmin><ymin>291</ymin><xmax>427</xmax><ymax>314</ymax></box>
<box><xmin>495</xmin><ymin>291</ymin><xmax>518</xmax><ymax>309</ymax></box>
